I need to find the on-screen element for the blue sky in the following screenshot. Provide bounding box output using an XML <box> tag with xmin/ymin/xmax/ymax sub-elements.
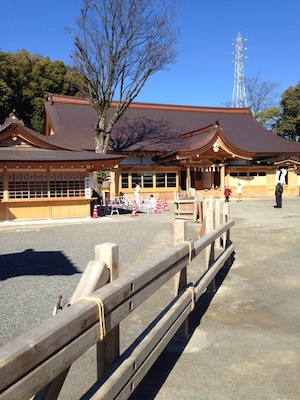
<box><xmin>2</xmin><ymin>0</ymin><xmax>299</xmax><ymax>107</ymax></box>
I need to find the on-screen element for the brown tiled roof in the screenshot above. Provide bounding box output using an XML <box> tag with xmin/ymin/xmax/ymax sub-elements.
<box><xmin>0</xmin><ymin>117</ymin><xmax>124</xmax><ymax>169</ymax></box>
<box><xmin>0</xmin><ymin>147</ymin><xmax>123</xmax><ymax>166</ymax></box>
<box><xmin>44</xmin><ymin>94</ymin><xmax>300</xmax><ymax>158</ymax></box>
<box><xmin>0</xmin><ymin>123</ymin><xmax>76</xmax><ymax>150</ymax></box>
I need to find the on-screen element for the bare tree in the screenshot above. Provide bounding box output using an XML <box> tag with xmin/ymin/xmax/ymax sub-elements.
<box><xmin>245</xmin><ymin>73</ymin><xmax>280</xmax><ymax>117</ymax></box>
<box><xmin>70</xmin><ymin>0</ymin><xmax>178</xmax><ymax>153</ymax></box>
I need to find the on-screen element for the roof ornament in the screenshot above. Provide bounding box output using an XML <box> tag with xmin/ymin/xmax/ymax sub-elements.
<box><xmin>2</xmin><ymin>109</ymin><xmax>24</xmax><ymax>127</ymax></box>
<box><xmin>213</xmin><ymin>142</ymin><xmax>220</xmax><ymax>152</ymax></box>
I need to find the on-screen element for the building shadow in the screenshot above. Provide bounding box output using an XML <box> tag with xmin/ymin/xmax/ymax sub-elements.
<box><xmin>0</xmin><ymin>248</ymin><xmax>80</xmax><ymax>280</ymax></box>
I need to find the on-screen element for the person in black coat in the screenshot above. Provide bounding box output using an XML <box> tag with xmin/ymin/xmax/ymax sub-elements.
<box><xmin>91</xmin><ymin>188</ymin><xmax>102</xmax><ymax>215</ymax></box>
<box><xmin>274</xmin><ymin>182</ymin><xmax>283</xmax><ymax>208</ymax></box>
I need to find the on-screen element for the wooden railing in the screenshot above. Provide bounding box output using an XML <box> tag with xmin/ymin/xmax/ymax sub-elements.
<box><xmin>0</xmin><ymin>201</ymin><xmax>234</xmax><ymax>400</ymax></box>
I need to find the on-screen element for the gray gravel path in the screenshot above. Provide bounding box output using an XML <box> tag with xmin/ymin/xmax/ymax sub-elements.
<box><xmin>1</xmin><ymin>198</ymin><xmax>300</xmax><ymax>400</ymax></box>
<box><xmin>1</xmin><ymin>206</ymin><xmax>198</xmax><ymax>346</ymax></box>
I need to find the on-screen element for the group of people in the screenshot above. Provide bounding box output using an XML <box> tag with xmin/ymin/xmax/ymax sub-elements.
<box><xmin>224</xmin><ymin>183</ymin><xmax>242</xmax><ymax>202</ymax></box>
<box><xmin>224</xmin><ymin>181</ymin><xmax>284</xmax><ymax>208</ymax></box>
<box><xmin>93</xmin><ymin>179</ymin><xmax>284</xmax><ymax>215</ymax></box>
<box><xmin>135</xmin><ymin>183</ymin><xmax>157</xmax><ymax>209</ymax></box>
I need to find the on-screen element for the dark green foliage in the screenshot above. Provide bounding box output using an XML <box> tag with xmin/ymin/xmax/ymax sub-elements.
<box><xmin>275</xmin><ymin>83</ymin><xmax>300</xmax><ymax>141</ymax></box>
<box><xmin>255</xmin><ymin>107</ymin><xmax>281</xmax><ymax>132</ymax></box>
<box><xmin>0</xmin><ymin>50</ymin><xmax>82</xmax><ymax>132</ymax></box>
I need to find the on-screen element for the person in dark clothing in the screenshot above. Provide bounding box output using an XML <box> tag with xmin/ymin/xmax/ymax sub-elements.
<box><xmin>91</xmin><ymin>188</ymin><xmax>102</xmax><ymax>215</ymax></box>
<box><xmin>274</xmin><ymin>182</ymin><xmax>283</xmax><ymax>208</ymax></box>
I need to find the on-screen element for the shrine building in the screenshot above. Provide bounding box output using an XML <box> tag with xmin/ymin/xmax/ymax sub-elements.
<box><xmin>1</xmin><ymin>93</ymin><xmax>300</xmax><ymax>221</ymax></box>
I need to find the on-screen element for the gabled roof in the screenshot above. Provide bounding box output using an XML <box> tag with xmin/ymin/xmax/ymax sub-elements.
<box><xmin>0</xmin><ymin>123</ymin><xmax>69</xmax><ymax>150</ymax></box>
<box><xmin>0</xmin><ymin>112</ymin><xmax>124</xmax><ymax>168</ymax></box>
<box><xmin>44</xmin><ymin>94</ymin><xmax>300</xmax><ymax>159</ymax></box>
<box><xmin>179</xmin><ymin>125</ymin><xmax>254</xmax><ymax>158</ymax></box>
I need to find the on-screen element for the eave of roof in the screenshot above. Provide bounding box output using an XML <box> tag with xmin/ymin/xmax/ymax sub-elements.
<box><xmin>162</xmin><ymin>126</ymin><xmax>255</xmax><ymax>162</ymax></box>
<box><xmin>0</xmin><ymin>147</ymin><xmax>124</xmax><ymax>164</ymax></box>
<box><xmin>0</xmin><ymin>123</ymin><xmax>78</xmax><ymax>151</ymax></box>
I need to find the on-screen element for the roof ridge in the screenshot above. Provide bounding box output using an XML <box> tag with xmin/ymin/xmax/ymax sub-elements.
<box><xmin>45</xmin><ymin>93</ymin><xmax>252</xmax><ymax>114</ymax></box>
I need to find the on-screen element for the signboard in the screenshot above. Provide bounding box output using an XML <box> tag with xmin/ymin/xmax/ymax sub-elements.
<box><xmin>85</xmin><ymin>177</ymin><xmax>91</xmax><ymax>198</ymax></box>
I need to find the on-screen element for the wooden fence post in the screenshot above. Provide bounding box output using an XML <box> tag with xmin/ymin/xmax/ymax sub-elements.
<box><xmin>33</xmin><ymin>259</ymin><xmax>110</xmax><ymax>400</ymax></box>
<box><xmin>205</xmin><ymin>207</ymin><xmax>216</xmax><ymax>291</ymax></box>
<box><xmin>222</xmin><ymin>203</ymin><xmax>232</xmax><ymax>266</ymax></box>
<box><xmin>215</xmin><ymin>199</ymin><xmax>221</xmax><ymax>249</ymax></box>
<box><xmin>95</xmin><ymin>243</ymin><xmax>120</xmax><ymax>379</ymax></box>
<box><xmin>173</xmin><ymin>220</ymin><xmax>189</xmax><ymax>339</ymax></box>
<box><xmin>193</xmin><ymin>199</ymin><xmax>198</xmax><ymax>222</ymax></box>
<box><xmin>199</xmin><ymin>199</ymin><xmax>207</xmax><ymax>237</ymax></box>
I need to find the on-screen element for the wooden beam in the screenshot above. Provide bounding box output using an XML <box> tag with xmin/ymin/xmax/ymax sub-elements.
<box><xmin>33</xmin><ymin>260</ymin><xmax>110</xmax><ymax>400</ymax></box>
<box><xmin>173</xmin><ymin>220</ymin><xmax>188</xmax><ymax>339</ymax></box>
<box><xmin>95</xmin><ymin>243</ymin><xmax>120</xmax><ymax>379</ymax></box>
<box><xmin>0</xmin><ymin>221</ymin><xmax>234</xmax><ymax>398</ymax></box>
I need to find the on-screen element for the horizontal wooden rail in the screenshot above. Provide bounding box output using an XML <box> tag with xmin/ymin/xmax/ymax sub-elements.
<box><xmin>0</xmin><ymin>215</ymin><xmax>235</xmax><ymax>400</ymax></box>
<box><xmin>83</xmin><ymin>244</ymin><xmax>235</xmax><ymax>399</ymax></box>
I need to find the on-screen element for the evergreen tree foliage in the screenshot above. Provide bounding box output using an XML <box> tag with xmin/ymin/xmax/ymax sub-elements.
<box><xmin>0</xmin><ymin>50</ymin><xmax>81</xmax><ymax>132</ymax></box>
<box><xmin>275</xmin><ymin>83</ymin><xmax>300</xmax><ymax>141</ymax></box>
<box><xmin>255</xmin><ymin>107</ymin><xmax>281</xmax><ymax>132</ymax></box>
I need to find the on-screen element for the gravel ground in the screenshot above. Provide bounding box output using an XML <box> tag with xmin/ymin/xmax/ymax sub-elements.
<box><xmin>0</xmin><ymin>204</ymin><xmax>201</xmax><ymax>399</ymax></box>
<box><xmin>1</xmin><ymin>198</ymin><xmax>300</xmax><ymax>400</ymax></box>
<box><xmin>0</xmin><ymin>204</ymin><xmax>200</xmax><ymax>347</ymax></box>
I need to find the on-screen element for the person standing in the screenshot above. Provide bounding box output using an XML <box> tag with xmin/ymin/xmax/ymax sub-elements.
<box><xmin>236</xmin><ymin>183</ymin><xmax>242</xmax><ymax>202</ymax></box>
<box><xmin>134</xmin><ymin>182</ymin><xmax>141</xmax><ymax>205</ymax></box>
<box><xmin>224</xmin><ymin>186</ymin><xmax>232</xmax><ymax>202</ymax></box>
<box><xmin>280</xmin><ymin>168</ymin><xmax>287</xmax><ymax>185</ymax></box>
<box><xmin>274</xmin><ymin>182</ymin><xmax>283</xmax><ymax>208</ymax></box>
<box><xmin>91</xmin><ymin>187</ymin><xmax>101</xmax><ymax>216</ymax></box>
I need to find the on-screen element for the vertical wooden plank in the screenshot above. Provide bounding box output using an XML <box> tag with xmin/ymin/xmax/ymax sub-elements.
<box><xmin>95</xmin><ymin>243</ymin><xmax>120</xmax><ymax>379</ymax></box>
<box><xmin>173</xmin><ymin>219</ymin><xmax>186</xmax><ymax>248</ymax></box>
<box><xmin>222</xmin><ymin>202</ymin><xmax>230</xmax><ymax>250</ymax></box>
<box><xmin>215</xmin><ymin>199</ymin><xmax>221</xmax><ymax>249</ymax></box>
<box><xmin>222</xmin><ymin>203</ymin><xmax>232</xmax><ymax>266</ymax></box>
<box><xmin>193</xmin><ymin>200</ymin><xmax>198</xmax><ymax>222</ymax></box>
<box><xmin>199</xmin><ymin>199</ymin><xmax>207</xmax><ymax>237</ymax></box>
<box><xmin>95</xmin><ymin>243</ymin><xmax>119</xmax><ymax>281</ymax></box>
<box><xmin>223</xmin><ymin>202</ymin><xmax>230</xmax><ymax>222</ymax></box>
<box><xmin>205</xmin><ymin>207</ymin><xmax>216</xmax><ymax>291</ymax></box>
<box><xmin>33</xmin><ymin>260</ymin><xmax>110</xmax><ymax>400</ymax></box>
<box><xmin>198</xmin><ymin>200</ymin><xmax>203</xmax><ymax>223</ymax></box>
<box><xmin>173</xmin><ymin>220</ymin><xmax>189</xmax><ymax>339</ymax></box>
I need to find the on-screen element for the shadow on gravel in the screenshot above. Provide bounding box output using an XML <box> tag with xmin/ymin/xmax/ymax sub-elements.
<box><xmin>0</xmin><ymin>248</ymin><xmax>80</xmax><ymax>280</ymax></box>
<box><xmin>128</xmin><ymin>252</ymin><xmax>235</xmax><ymax>400</ymax></box>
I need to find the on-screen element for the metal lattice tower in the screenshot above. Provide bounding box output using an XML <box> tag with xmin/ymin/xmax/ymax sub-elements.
<box><xmin>231</xmin><ymin>32</ymin><xmax>248</xmax><ymax>108</ymax></box>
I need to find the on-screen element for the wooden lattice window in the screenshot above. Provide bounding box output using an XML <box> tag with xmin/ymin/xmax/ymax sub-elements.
<box><xmin>7</xmin><ymin>173</ymin><xmax>86</xmax><ymax>199</ymax></box>
<box><xmin>0</xmin><ymin>174</ymin><xmax>3</xmax><ymax>199</ymax></box>
<box><xmin>49</xmin><ymin>173</ymin><xmax>85</xmax><ymax>197</ymax></box>
<box><xmin>8</xmin><ymin>174</ymin><xmax>48</xmax><ymax>199</ymax></box>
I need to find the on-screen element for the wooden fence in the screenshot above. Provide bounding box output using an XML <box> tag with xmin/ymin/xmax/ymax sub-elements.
<box><xmin>0</xmin><ymin>200</ymin><xmax>234</xmax><ymax>400</ymax></box>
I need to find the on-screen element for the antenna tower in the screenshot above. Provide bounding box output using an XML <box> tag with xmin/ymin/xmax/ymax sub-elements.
<box><xmin>231</xmin><ymin>31</ymin><xmax>248</xmax><ymax>108</ymax></box>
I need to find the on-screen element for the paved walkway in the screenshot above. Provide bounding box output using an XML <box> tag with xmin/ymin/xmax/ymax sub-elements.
<box><xmin>131</xmin><ymin>197</ymin><xmax>300</xmax><ymax>400</ymax></box>
<box><xmin>1</xmin><ymin>198</ymin><xmax>300</xmax><ymax>399</ymax></box>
